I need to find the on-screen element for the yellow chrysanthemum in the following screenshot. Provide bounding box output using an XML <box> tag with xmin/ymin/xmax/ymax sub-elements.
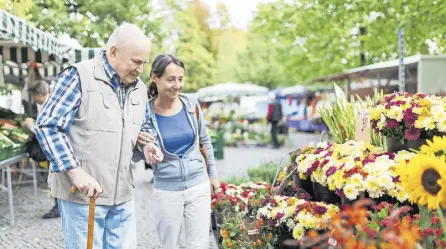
<box><xmin>401</xmin><ymin>154</ymin><xmax>446</xmax><ymax>210</ymax></box>
<box><xmin>419</xmin><ymin>136</ymin><xmax>446</xmax><ymax>156</ymax></box>
<box><xmin>419</xmin><ymin>99</ymin><xmax>432</xmax><ymax>107</ymax></box>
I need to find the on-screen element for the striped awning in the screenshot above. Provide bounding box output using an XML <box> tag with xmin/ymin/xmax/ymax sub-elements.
<box><xmin>0</xmin><ymin>10</ymin><xmax>72</xmax><ymax>64</ymax></box>
<box><xmin>2</xmin><ymin>61</ymin><xmax>69</xmax><ymax>84</ymax></box>
<box><xmin>72</xmin><ymin>48</ymin><xmax>103</xmax><ymax>63</ymax></box>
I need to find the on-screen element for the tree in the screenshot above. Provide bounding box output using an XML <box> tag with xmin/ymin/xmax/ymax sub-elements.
<box><xmin>242</xmin><ymin>0</ymin><xmax>446</xmax><ymax>84</ymax></box>
<box><xmin>0</xmin><ymin>0</ymin><xmax>33</xmax><ymax>20</ymax></box>
<box><xmin>165</xmin><ymin>0</ymin><xmax>217</xmax><ymax>92</ymax></box>
<box><xmin>29</xmin><ymin>0</ymin><xmax>164</xmax><ymax>48</ymax></box>
<box><xmin>235</xmin><ymin>33</ymin><xmax>288</xmax><ymax>89</ymax></box>
<box><xmin>213</xmin><ymin>28</ymin><xmax>246</xmax><ymax>84</ymax></box>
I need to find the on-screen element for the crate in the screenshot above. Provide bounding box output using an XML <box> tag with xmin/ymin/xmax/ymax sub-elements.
<box><xmin>9</xmin><ymin>144</ymin><xmax>26</xmax><ymax>157</ymax></box>
<box><xmin>0</xmin><ymin>145</ymin><xmax>11</xmax><ymax>161</ymax></box>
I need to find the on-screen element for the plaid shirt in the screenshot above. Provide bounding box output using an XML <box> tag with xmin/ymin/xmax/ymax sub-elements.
<box><xmin>36</xmin><ymin>51</ymin><xmax>134</xmax><ymax>173</ymax></box>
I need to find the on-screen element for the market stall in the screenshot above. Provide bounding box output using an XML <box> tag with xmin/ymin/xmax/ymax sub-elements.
<box><xmin>210</xmin><ymin>85</ymin><xmax>446</xmax><ymax>249</ymax></box>
<box><xmin>313</xmin><ymin>55</ymin><xmax>446</xmax><ymax>99</ymax></box>
<box><xmin>0</xmin><ymin>9</ymin><xmax>73</xmax><ymax>226</ymax></box>
<box><xmin>275</xmin><ymin>85</ymin><xmax>330</xmax><ymax>133</ymax></box>
<box><xmin>0</xmin><ymin>9</ymin><xmax>72</xmax><ymax>85</ymax></box>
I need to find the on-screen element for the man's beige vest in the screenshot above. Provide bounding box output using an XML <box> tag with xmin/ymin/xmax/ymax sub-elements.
<box><xmin>48</xmin><ymin>56</ymin><xmax>147</xmax><ymax>205</ymax></box>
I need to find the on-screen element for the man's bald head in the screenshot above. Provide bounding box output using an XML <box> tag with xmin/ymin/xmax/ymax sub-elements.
<box><xmin>106</xmin><ymin>23</ymin><xmax>151</xmax><ymax>52</ymax></box>
<box><xmin>106</xmin><ymin>23</ymin><xmax>151</xmax><ymax>84</ymax></box>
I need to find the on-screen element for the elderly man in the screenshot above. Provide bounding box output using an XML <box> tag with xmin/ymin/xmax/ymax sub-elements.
<box><xmin>35</xmin><ymin>23</ymin><xmax>150</xmax><ymax>249</ymax></box>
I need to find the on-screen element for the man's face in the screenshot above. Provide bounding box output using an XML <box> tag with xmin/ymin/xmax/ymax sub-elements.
<box><xmin>109</xmin><ymin>41</ymin><xmax>150</xmax><ymax>85</ymax></box>
<box><xmin>32</xmin><ymin>93</ymin><xmax>47</xmax><ymax>105</ymax></box>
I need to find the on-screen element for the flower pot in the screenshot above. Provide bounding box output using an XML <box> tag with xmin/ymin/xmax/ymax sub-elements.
<box><xmin>214</xmin><ymin>211</ymin><xmax>224</xmax><ymax>243</ymax></box>
<box><xmin>386</xmin><ymin>138</ymin><xmax>408</xmax><ymax>153</ymax></box>
<box><xmin>406</xmin><ymin>139</ymin><xmax>427</xmax><ymax>151</ymax></box>
<box><xmin>341</xmin><ymin>196</ymin><xmax>354</xmax><ymax>206</ymax></box>
<box><xmin>295</xmin><ymin>177</ymin><xmax>315</xmax><ymax>199</ymax></box>
<box><xmin>281</xmin><ymin>240</ymin><xmax>301</xmax><ymax>249</ymax></box>
<box><xmin>313</xmin><ymin>182</ymin><xmax>341</xmax><ymax>204</ymax></box>
<box><xmin>211</xmin><ymin>212</ymin><xmax>217</xmax><ymax>230</ymax></box>
<box><xmin>214</xmin><ymin>211</ymin><xmax>224</xmax><ymax>226</ymax></box>
<box><xmin>386</xmin><ymin>137</ymin><xmax>428</xmax><ymax>153</ymax></box>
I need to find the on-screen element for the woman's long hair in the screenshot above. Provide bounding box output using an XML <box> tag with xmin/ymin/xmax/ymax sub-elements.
<box><xmin>148</xmin><ymin>54</ymin><xmax>185</xmax><ymax>98</ymax></box>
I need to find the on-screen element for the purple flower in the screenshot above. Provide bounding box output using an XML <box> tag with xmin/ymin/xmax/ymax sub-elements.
<box><xmin>384</xmin><ymin>152</ymin><xmax>396</xmax><ymax>160</ymax></box>
<box><xmin>275</xmin><ymin>212</ymin><xmax>285</xmax><ymax>220</ymax></box>
<box><xmin>386</xmin><ymin>119</ymin><xmax>399</xmax><ymax>128</ymax></box>
<box><xmin>326</xmin><ymin>166</ymin><xmax>337</xmax><ymax>177</ymax></box>
<box><xmin>268</xmin><ymin>219</ymin><xmax>276</xmax><ymax>226</ymax></box>
<box><xmin>405</xmin><ymin>127</ymin><xmax>421</xmax><ymax>140</ymax></box>
<box><xmin>403</xmin><ymin>108</ymin><xmax>417</xmax><ymax>127</ymax></box>
<box><xmin>305</xmin><ymin>161</ymin><xmax>320</xmax><ymax>177</ymax></box>
<box><xmin>392</xmin><ymin>176</ymin><xmax>400</xmax><ymax>183</ymax></box>
<box><xmin>314</xmin><ymin>205</ymin><xmax>328</xmax><ymax>215</ymax></box>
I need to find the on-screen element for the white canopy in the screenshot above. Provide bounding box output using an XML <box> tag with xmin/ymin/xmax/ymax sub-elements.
<box><xmin>281</xmin><ymin>85</ymin><xmax>306</xmax><ymax>95</ymax></box>
<box><xmin>197</xmin><ymin>82</ymin><xmax>269</xmax><ymax>101</ymax></box>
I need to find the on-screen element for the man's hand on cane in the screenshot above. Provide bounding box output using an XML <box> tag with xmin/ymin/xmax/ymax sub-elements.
<box><xmin>67</xmin><ymin>167</ymin><xmax>103</xmax><ymax>199</ymax></box>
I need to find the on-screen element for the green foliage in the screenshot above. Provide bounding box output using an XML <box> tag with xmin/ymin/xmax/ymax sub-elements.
<box><xmin>0</xmin><ymin>0</ymin><xmax>33</xmax><ymax>20</ymax></box>
<box><xmin>247</xmin><ymin>161</ymin><xmax>283</xmax><ymax>184</ymax></box>
<box><xmin>29</xmin><ymin>0</ymin><xmax>164</xmax><ymax>48</ymax></box>
<box><xmin>224</xmin><ymin>176</ymin><xmax>250</xmax><ymax>186</ymax></box>
<box><xmin>239</xmin><ymin>0</ymin><xmax>446</xmax><ymax>85</ymax></box>
<box><xmin>166</xmin><ymin>1</ymin><xmax>217</xmax><ymax>92</ymax></box>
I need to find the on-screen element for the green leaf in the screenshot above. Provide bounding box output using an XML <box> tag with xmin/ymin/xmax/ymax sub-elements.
<box><xmin>369</xmin><ymin>221</ymin><xmax>379</xmax><ymax>230</ymax></box>
<box><xmin>419</xmin><ymin>205</ymin><xmax>432</xmax><ymax>230</ymax></box>
<box><xmin>378</xmin><ymin>208</ymin><xmax>388</xmax><ymax>219</ymax></box>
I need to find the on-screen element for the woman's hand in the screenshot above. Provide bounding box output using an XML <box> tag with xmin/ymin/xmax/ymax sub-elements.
<box><xmin>137</xmin><ymin>132</ymin><xmax>157</xmax><ymax>150</ymax></box>
<box><xmin>143</xmin><ymin>143</ymin><xmax>163</xmax><ymax>165</ymax></box>
<box><xmin>210</xmin><ymin>178</ymin><xmax>220</xmax><ymax>195</ymax></box>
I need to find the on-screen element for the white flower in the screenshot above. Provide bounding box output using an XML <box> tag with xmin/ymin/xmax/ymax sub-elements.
<box><xmin>343</xmin><ymin>183</ymin><xmax>359</xmax><ymax>200</ymax></box>
<box><xmin>286</xmin><ymin>218</ymin><xmax>295</xmax><ymax>229</ymax></box>
<box><xmin>387</xmin><ymin>106</ymin><xmax>404</xmax><ymax>122</ymax></box>
<box><xmin>437</xmin><ymin>118</ymin><xmax>446</xmax><ymax>132</ymax></box>
<box><xmin>431</xmin><ymin>105</ymin><xmax>445</xmax><ymax>121</ymax></box>
<box><xmin>317</xmin><ymin>141</ymin><xmax>328</xmax><ymax>148</ymax></box>
<box><xmin>424</xmin><ymin>118</ymin><xmax>436</xmax><ymax>130</ymax></box>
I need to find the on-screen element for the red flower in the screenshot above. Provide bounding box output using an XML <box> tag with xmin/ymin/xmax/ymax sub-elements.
<box><xmin>423</xmin><ymin>227</ymin><xmax>433</xmax><ymax>237</ymax></box>
<box><xmin>432</xmin><ymin>217</ymin><xmax>441</xmax><ymax>224</ymax></box>
<box><xmin>405</xmin><ymin>127</ymin><xmax>421</xmax><ymax>140</ymax></box>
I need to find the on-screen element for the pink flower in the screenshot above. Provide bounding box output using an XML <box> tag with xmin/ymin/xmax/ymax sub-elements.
<box><xmin>275</xmin><ymin>212</ymin><xmax>284</xmax><ymax>220</ymax></box>
<box><xmin>405</xmin><ymin>127</ymin><xmax>421</xmax><ymax>140</ymax></box>
<box><xmin>314</xmin><ymin>205</ymin><xmax>327</xmax><ymax>215</ymax></box>
<box><xmin>403</xmin><ymin>108</ymin><xmax>417</xmax><ymax>126</ymax></box>
<box><xmin>386</xmin><ymin>119</ymin><xmax>399</xmax><ymax>128</ymax></box>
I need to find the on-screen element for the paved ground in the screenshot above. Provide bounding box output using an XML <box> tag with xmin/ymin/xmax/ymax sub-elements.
<box><xmin>0</xmin><ymin>132</ymin><xmax>319</xmax><ymax>249</ymax></box>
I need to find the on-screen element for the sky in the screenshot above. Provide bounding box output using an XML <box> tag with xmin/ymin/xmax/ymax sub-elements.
<box><xmin>201</xmin><ymin>0</ymin><xmax>276</xmax><ymax>30</ymax></box>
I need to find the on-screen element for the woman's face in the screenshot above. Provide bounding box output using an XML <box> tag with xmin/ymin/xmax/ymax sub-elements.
<box><xmin>153</xmin><ymin>63</ymin><xmax>184</xmax><ymax>99</ymax></box>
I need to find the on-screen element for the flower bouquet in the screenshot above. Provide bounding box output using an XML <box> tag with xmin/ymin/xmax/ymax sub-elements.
<box><xmin>370</xmin><ymin>92</ymin><xmax>446</xmax><ymax>145</ymax></box>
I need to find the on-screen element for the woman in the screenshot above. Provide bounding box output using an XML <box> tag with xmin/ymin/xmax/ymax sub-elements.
<box><xmin>139</xmin><ymin>54</ymin><xmax>220</xmax><ymax>249</ymax></box>
<box><xmin>23</xmin><ymin>80</ymin><xmax>61</xmax><ymax>219</ymax></box>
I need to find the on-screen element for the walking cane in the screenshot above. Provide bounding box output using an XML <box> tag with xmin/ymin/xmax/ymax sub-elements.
<box><xmin>70</xmin><ymin>186</ymin><xmax>95</xmax><ymax>249</ymax></box>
